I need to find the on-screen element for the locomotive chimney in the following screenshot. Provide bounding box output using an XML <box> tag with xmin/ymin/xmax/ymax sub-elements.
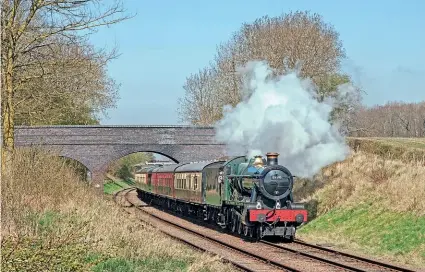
<box><xmin>266</xmin><ymin>152</ymin><xmax>279</xmax><ymax>166</ymax></box>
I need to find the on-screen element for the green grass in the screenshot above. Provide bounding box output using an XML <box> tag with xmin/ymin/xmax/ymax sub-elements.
<box><xmin>115</xmin><ymin>179</ymin><xmax>132</xmax><ymax>188</ymax></box>
<box><xmin>103</xmin><ymin>177</ymin><xmax>135</xmax><ymax>195</ymax></box>
<box><xmin>299</xmin><ymin>204</ymin><xmax>425</xmax><ymax>265</ymax></box>
<box><xmin>104</xmin><ymin>182</ymin><xmax>124</xmax><ymax>194</ymax></box>
<box><xmin>92</xmin><ymin>257</ymin><xmax>188</xmax><ymax>272</ymax></box>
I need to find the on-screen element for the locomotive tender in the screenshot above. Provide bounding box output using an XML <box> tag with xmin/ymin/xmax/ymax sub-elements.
<box><xmin>135</xmin><ymin>152</ymin><xmax>307</xmax><ymax>241</ymax></box>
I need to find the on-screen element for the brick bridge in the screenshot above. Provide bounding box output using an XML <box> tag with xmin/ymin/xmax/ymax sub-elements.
<box><xmin>15</xmin><ymin>125</ymin><xmax>227</xmax><ymax>189</ymax></box>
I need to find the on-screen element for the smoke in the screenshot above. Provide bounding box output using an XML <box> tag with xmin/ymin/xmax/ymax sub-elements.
<box><xmin>214</xmin><ymin>60</ymin><xmax>351</xmax><ymax>178</ymax></box>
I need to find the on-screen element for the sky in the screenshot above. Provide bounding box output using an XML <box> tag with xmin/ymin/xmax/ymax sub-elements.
<box><xmin>89</xmin><ymin>0</ymin><xmax>425</xmax><ymax>125</ymax></box>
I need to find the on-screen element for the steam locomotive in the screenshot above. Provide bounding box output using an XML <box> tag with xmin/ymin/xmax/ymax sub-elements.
<box><xmin>134</xmin><ymin>152</ymin><xmax>307</xmax><ymax>241</ymax></box>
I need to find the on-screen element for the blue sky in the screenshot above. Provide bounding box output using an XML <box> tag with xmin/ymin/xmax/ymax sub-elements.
<box><xmin>90</xmin><ymin>0</ymin><xmax>425</xmax><ymax>125</ymax></box>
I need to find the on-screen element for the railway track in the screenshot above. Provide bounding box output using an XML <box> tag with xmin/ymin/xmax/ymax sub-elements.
<box><xmin>262</xmin><ymin>240</ymin><xmax>419</xmax><ymax>272</ymax></box>
<box><xmin>113</xmin><ymin>187</ymin><xmax>421</xmax><ymax>272</ymax></box>
<box><xmin>114</xmin><ymin>188</ymin><xmax>289</xmax><ymax>272</ymax></box>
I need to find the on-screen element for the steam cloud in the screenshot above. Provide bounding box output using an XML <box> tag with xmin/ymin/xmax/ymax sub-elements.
<box><xmin>214</xmin><ymin>60</ymin><xmax>351</xmax><ymax>178</ymax></box>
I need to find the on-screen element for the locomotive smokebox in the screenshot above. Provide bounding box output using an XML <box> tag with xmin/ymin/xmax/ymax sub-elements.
<box><xmin>266</xmin><ymin>152</ymin><xmax>279</xmax><ymax>165</ymax></box>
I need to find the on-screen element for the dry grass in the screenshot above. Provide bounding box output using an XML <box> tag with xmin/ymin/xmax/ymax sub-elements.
<box><xmin>1</xmin><ymin>148</ymin><xmax>237</xmax><ymax>272</ymax></box>
<box><xmin>299</xmin><ymin>151</ymin><xmax>425</xmax><ymax>215</ymax></box>
<box><xmin>294</xmin><ymin>149</ymin><xmax>425</xmax><ymax>268</ymax></box>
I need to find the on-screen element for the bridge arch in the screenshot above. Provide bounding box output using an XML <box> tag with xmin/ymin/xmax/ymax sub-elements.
<box><xmin>58</xmin><ymin>155</ymin><xmax>90</xmax><ymax>170</ymax></box>
<box><xmin>59</xmin><ymin>155</ymin><xmax>91</xmax><ymax>181</ymax></box>
<box><xmin>107</xmin><ymin>149</ymin><xmax>180</xmax><ymax>166</ymax></box>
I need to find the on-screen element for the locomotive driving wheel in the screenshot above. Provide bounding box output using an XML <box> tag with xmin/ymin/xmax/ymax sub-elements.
<box><xmin>231</xmin><ymin>216</ymin><xmax>237</xmax><ymax>233</ymax></box>
<box><xmin>237</xmin><ymin>221</ymin><xmax>242</xmax><ymax>235</ymax></box>
<box><xmin>248</xmin><ymin>226</ymin><xmax>254</xmax><ymax>238</ymax></box>
<box><xmin>243</xmin><ymin>225</ymin><xmax>249</xmax><ymax>236</ymax></box>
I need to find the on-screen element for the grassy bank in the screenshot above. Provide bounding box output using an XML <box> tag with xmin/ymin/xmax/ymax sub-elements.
<box><xmin>299</xmin><ymin>205</ymin><xmax>425</xmax><ymax>264</ymax></box>
<box><xmin>295</xmin><ymin>148</ymin><xmax>425</xmax><ymax>268</ymax></box>
<box><xmin>1</xmin><ymin>148</ymin><xmax>237</xmax><ymax>272</ymax></box>
<box><xmin>347</xmin><ymin>137</ymin><xmax>425</xmax><ymax>164</ymax></box>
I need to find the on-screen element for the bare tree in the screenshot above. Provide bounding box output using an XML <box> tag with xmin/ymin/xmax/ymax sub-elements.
<box><xmin>14</xmin><ymin>39</ymin><xmax>119</xmax><ymax>125</ymax></box>
<box><xmin>177</xmin><ymin>65</ymin><xmax>224</xmax><ymax>125</ymax></box>
<box><xmin>1</xmin><ymin>0</ymin><xmax>131</xmax><ymax>176</ymax></box>
<box><xmin>350</xmin><ymin>101</ymin><xmax>425</xmax><ymax>137</ymax></box>
<box><xmin>178</xmin><ymin>11</ymin><xmax>357</xmax><ymax>125</ymax></box>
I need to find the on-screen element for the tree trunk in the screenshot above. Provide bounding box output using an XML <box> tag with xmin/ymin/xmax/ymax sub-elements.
<box><xmin>1</xmin><ymin>46</ymin><xmax>15</xmax><ymax>181</ymax></box>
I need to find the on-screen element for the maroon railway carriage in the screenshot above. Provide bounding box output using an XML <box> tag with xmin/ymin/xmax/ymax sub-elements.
<box><xmin>151</xmin><ymin>163</ymin><xmax>187</xmax><ymax>198</ymax></box>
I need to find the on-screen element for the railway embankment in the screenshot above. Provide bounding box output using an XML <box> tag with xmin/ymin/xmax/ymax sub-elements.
<box><xmin>1</xmin><ymin>148</ymin><xmax>237</xmax><ymax>272</ymax></box>
<box><xmin>295</xmin><ymin>138</ymin><xmax>425</xmax><ymax>269</ymax></box>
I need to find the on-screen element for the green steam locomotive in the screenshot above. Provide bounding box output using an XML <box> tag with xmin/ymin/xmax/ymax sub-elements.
<box><xmin>134</xmin><ymin>152</ymin><xmax>307</xmax><ymax>241</ymax></box>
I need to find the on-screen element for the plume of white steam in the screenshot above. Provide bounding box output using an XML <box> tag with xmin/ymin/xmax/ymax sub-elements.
<box><xmin>214</xmin><ymin>60</ymin><xmax>351</xmax><ymax>178</ymax></box>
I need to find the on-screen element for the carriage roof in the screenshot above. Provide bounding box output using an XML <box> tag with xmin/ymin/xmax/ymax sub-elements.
<box><xmin>152</xmin><ymin>163</ymin><xmax>188</xmax><ymax>173</ymax></box>
<box><xmin>135</xmin><ymin>165</ymin><xmax>161</xmax><ymax>174</ymax></box>
<box><xmin>175</xmin><ymin>160</ymin><xmax>225</xmax><ymax>173</ymax></box>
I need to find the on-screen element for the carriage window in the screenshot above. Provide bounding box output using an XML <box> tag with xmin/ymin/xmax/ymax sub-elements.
<box><xmin>194</xmin><ymin>175</ymin><xmax>198</xmax><ymax>190</ymax></box>
<box><xmin>178</xmin><ymin>178</ymin><xmax>181</xmax><ymax>189</ymax></box>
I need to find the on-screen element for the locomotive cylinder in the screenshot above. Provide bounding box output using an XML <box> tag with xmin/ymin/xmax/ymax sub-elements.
<box><xmin>266</xmin><ymin>152</ymin><xmax>279</xmax><ymax>165</ymax></box>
